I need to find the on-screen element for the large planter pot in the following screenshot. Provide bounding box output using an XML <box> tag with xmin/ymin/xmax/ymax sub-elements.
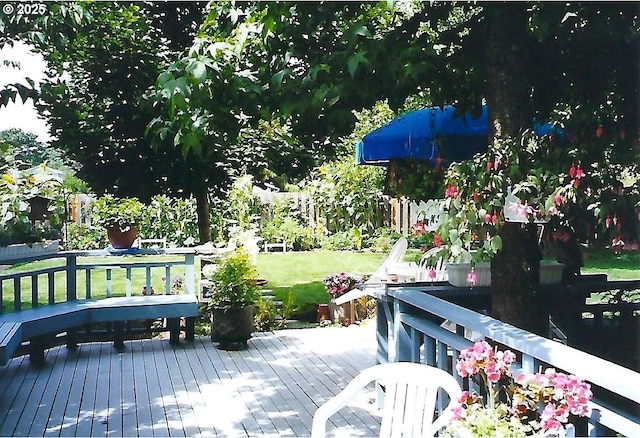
<box><xmin>540</xmin><ymin>260</ymin><xmax>565</xmax><ymax>285</ymax></box>
<box><xmin>447</xmin><ymin>262</ymin><xmax>492</xmax><ymax>287</ymax></box>
<box><xmin>447</xmin><ymin>261</ymin><xmax>565</xmax><ymax>287</ymax></box>
<box><xmin>210</xmin><ymin>305</ymin><xmax>254</xmax><ymax>350</ymax></box>
<box><xmin>107</xmin><ymin>226</ymin><xmax>138</xmax><ymax>249</ymax></box>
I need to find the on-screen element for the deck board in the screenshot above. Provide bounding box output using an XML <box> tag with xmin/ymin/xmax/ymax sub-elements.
<box><xmin>0</xmin><ymin>323</ymin><xmax>380</xmax><ymax>437</ymax></box>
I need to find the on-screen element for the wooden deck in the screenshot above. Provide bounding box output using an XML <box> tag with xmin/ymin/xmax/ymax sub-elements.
<box><xmin>0</xmin><ymin>323</ymin><xmax>381</xmax><ymax>437</ymax></box>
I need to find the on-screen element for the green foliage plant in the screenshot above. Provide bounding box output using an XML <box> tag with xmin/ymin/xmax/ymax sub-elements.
<box><xmin>206</xmin><ymin>249</ymin><xmax>260</xmax><ymax>309</ymax></box>
<box><xmin>137</xmin><ymin>195</ymin><xmax>199</xmax><ymax>246</ymax></box>
<box><xmin>91</xmin><ymin>195</ymin><xmax>144</xmax><ymax>232</ymax></box>
<box><xmin>0</xmin><ymin>167</ymin><xmax>64</xmax><ymax>246</ymax></box>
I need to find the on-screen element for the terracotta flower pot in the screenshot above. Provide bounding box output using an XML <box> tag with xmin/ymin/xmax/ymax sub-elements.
<box><xmin>107</xmin><ymin>226</ymin><xmax>138</xmax><ymax>249</ymax></box>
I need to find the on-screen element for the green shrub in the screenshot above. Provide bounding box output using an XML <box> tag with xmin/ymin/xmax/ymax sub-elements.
<box><xmin>65</xmin><ymin>223</ymin><xmax>108</xmax><ymax>250</ymax></box>
<box><xmin>321</xmin><ymin>230</ymin><xmax>358</xmax><ymax>250</ymax></box>
<box><xmin>138</xmin><ymin>195</ymin><xmax>199</xmax><ymax>246</ymax></box>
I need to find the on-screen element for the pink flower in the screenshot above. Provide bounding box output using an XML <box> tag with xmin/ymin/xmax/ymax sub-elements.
<box><xmin>487</xmin><ymin>161</ymin><xmax>493</xmax><ymax>171</ymax></box>
<box><xmin>466</xmin><ymin>269</ymin><xmax>477</xmax><ymax>286</ymax></box>
<box><xmin>412</xmin><ymin>221</ymin><xmax>426</xmax><ymax>235</ymax></box>
<box><xmin>596</xmin><ymin>125</ymin><xmax>603</xmax><ymax>138</ymax></box>
<box><xmin>484</xmin><ymin>213</ymin><xmax>492</xmax><ymax>224</ymax></box>
<box><xmin>434</xmin><ymin>233</ymin><xmax>442</xmax><ymax>247</ymax></box>
<box><xmin>445</xmin><ymin>185</ymin><xmax>459</xmax><ymax>198</ymax></box>
<box><xmin>427</xmin><ymin>267</ymin><xmax>437</xmax><ymax>280</ymax></box>
<box><xmin>569</xmin><ymin>164</ymin><xmax>577</xmax><ymax>178</ymax></box>
<box><xmin>554</xmin><ymin>194</ymin><xmax>563</xmax><ymax>206</ymax></box>
<box><xmin>491</xmin><ymin>213</ymin><xmax>498</xmax><ymax>225</ymax></box>
<box><xmin>605</xmin><ymin>215</ymin><xmax>611</xmax><ymax>228</ymax></box>
<box><xmin>575</xmin><ymin>165</ymin><xmax>585</xmax><ymax>179</ymax></box>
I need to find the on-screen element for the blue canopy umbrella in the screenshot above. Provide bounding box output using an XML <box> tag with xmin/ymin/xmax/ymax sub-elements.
<box><xmin>355</xmin><ymin>105</ymin><xmax>556</xmax><ymax>166</ymax></box>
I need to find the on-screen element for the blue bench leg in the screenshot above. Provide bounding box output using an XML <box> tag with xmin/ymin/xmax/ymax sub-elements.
<box><xmin>168</xmin><ymin>318</ymin><xmax>180</xmax><ymax>345</ymax></box>
<box><xmin>185</xmin><ymin>317</ymin><xmax>195</xmax><ymax>341</ymax></box>
<box><xmin>113</xmin><ymin>321</ymin><xmax>125</xmax><ymax>352</ymax></box>
<box><xmin>30</xmin><ymin>334</ymin><xmax>52</xmax><ymax>366</ymax></box>
<box><xmin>67</xmin><ymin>328</ymin><xmax>78</xmax><ymax>350</ymax></box>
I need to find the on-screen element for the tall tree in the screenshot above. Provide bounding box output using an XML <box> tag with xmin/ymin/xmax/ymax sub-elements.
<box><xmin>150</xmin><ymin>2</ymin><xmax>640</xmax><ymax>332</ymax></box>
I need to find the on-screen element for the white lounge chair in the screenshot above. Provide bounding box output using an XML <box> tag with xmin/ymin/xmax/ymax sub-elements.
<box><xmin>311</xmin><ymin>362</ymin><xmax>462</xmax><ymax>438</ymax></box>
<box><xmin>333</xmin><ymin>237</ymin><xmax>410</xmax><ymax>306</ymax></box>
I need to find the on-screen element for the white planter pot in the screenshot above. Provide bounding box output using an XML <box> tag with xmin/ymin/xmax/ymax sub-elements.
<box><xmin>446</xmin><ymin>262</ymin><xmax>491</xmax><ymax>287</ymax></box>
<box><xmin>447</xmin><ymin>260</ymin><xmax>564</xmax><ymax>287</ymax></box>
<box><xmin>540</xmin><ymin>260</ymin><xmax>565</xmax><ymax>285</ymax></box>
<box><xmin>0</xmin><ymin>240</ymin><xmax>60</xmax><ymax>262</ymax></box>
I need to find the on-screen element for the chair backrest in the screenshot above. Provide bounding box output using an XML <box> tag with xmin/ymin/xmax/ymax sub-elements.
<box><xmin>311</xmin><ymin>362</ymin><xmax>462</xmax><ymax>438</ymax></box>
<box><xmin>369</xmin><ymin>237</ymin><xmax>408</xmax><ymax>282</ymax></box>
<box><xmin>415</xmin><ymin>247</ymin><xmax>447</xmax><ymax>282</ymax></box>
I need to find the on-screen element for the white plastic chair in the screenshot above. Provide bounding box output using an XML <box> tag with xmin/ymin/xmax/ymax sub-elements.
<box><xmin>415</xmin><ymin>247</ymin><xmax>447</xmax><ymax>282</ymax></box>
<box><xmin>333</xmin><ymin>237</ymin><xmax>409</xmax><ymax>305</ymax></box>
<box><xmin>311</xmin><ymin>362</ymin><xmax>462</xmax><ymax>438</ymax></box>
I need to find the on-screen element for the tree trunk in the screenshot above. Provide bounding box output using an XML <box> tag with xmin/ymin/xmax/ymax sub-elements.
<box><xmin>491</xmin><ymin>222</ymin><xmax>546</xmax><ymax>335</ymax></box>
<box><xmin>195</xmin><ymin>187</ymin><xmax>211</xmax><ymax>243</ymax></box>
<box><xmin>483</xmin><ymin>4</ymin><xmax>547</xmax><ymax>334</ymax></box>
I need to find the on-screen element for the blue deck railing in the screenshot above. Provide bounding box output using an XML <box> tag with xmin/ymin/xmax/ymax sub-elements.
<box><xmin>0</xmin><ymin>249</ymin><xmax>196</xmax><ymax>313</ymax></box>
<box><xmin>374</xmin><ymin>281</ymin><xmax>640</xmax><ymax>437</ymax></box>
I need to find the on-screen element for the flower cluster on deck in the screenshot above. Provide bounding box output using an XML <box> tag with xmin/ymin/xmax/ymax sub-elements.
<box><xmin>446</xmin><ymin>341</ymin><xmax>592</xmax><ymax>437</ymax></box>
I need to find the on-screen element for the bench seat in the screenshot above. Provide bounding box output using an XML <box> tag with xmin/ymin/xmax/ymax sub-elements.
<box><xmin>0</xmin><ymin>294</ymin><xmax>199</xmax><ymax>366</ymax></box>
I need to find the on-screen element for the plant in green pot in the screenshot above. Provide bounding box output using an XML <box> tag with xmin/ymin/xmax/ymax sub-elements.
<box><xmin>91</xmin><ymin>195</ymin><xmax>144</xmax><ymax>249</ymax></box>
<box><xmin>206</xmin><ymin>248</ymin><xmax>260</xmax><ymax>350</ymax></box>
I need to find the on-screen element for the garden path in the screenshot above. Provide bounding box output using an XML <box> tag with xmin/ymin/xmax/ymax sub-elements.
<box><xmin>0</xmin><ymin>322</ymin><xmax>380</xmax><ymax>437</ymax></box>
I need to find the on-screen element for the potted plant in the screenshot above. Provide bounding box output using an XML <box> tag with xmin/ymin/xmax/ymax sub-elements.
<box><xmin>323</xmin><ymin>272</ymin><xmax>363</xmax><ymax>324</ymax></box>
<box><xmin>91</xmin><ymin>195</ymin><xmax>144</xmax><ymax>249</ymax></box>
<box><xmin>206</xmin><ymin>248</ymin><xmax>260</xmax><ymax>350</ymax></box>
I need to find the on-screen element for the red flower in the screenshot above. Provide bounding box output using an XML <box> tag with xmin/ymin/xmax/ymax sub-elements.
<box><xmin>473</xmin><ymin>191</ymin><xmax>480</xmax><ymax>203</ymax></box>
<box><xmin>596</xmin><ymin>125</ymin><xmax>603</xmax><ymax>138</ymax></box>
<box><xmin>484</xmin><ymin>213</ymin><xmax>492</xmax><ymax>224</ymax></box>
<box><xmin>445</xmin><ymin>185</ymin><xmax>459</xmax><ymax>198</ymax></box>
<box><xmin>575</xmin><ymin>165</ymin><xmax>585</xmax><ymax>179</ymax></box>
<box><xmin>605</xmin><ymin>215</ymin><xmax>611</xmax><ymax>229</ymax></box>
<box><xmin>487</xmin><ymin>161</ymin><xmax>493</xmax><ymax>172</ymax></box>
<box><xmin>569</xmin><ymin>164</ymin><xmax>577</xmax><ymax>179</ymax></box>
<box><xmin>554</xmin><ymin>194</ymin><xmax>563</xmax><ymax>206</ymax></box>
<box><xmin>434</xmin><ymin>233</ymin><xmax>442</xmax><ymax>247</ymax></box>
<box><xmin>492</xmin><ymin>213</ymin><xmax>498</xmax><ymax>225</ymax></box>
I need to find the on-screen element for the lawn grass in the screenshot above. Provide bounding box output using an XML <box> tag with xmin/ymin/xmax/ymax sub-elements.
<box><xmin>581</xmin><ymin>247</ymin><xmax>640</xmax><ymax>280</ymax></box>
<box><xmin>255</xmin><ymin>251</ymin><xmax>386</xmax><ymax>314</ymax></box>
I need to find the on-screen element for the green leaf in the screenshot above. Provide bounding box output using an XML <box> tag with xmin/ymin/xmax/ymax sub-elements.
<box><xmin>347</xmin><ymin>51</ymin><xmax>368</xmax><ymax>78</ymax></box>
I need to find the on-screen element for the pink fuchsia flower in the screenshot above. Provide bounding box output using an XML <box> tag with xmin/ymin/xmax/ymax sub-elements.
<box><xmin>605</xmin><ymin>215</ymin><xmax>612</xmax><ymax>228</ymax></box>
<box><xmin>569</xmin><ymin>164</ymin><xmax>577</xmax><ymax>178</ymax></box>
<box><xmin>466</xmin><ymin>269</ymin><xmax>477</xmax><ymax>287</ymax></box>
<box><xmin>445</xmin><ymin>185</ymin><xmax>460</xmax><ymax>198</ymax></box>
<box><xmin>412</xmin><ymin>221</ymin><xmax>426</xmax><ymax>235</ymax></box>
<box><xmin>492</xmin><ymin>212</ymin><xmax>498</xmax><ymax>225</ymax></box>
<box><xmin>487</xmin><ymin>161</ymin><xmax>493</xmax><ymax>172</ymax></box>
<box><xmin>427</xmin><ymin>267</ymin><xmax>437</xmax><ymax>280</ymax></box>
<box><xmin>554</xmin><ymin>194</ymin><xmax>563</xmax><ymax>206</ymax></box>
<box><xmin>484</xmin><ymin>213</ymin><xmax>492</xmax><ymax>224</ymax></box>
<box><xmin>434</xmin><ymin>233</ymin><xmax>442</xmax><ymax>247</ymax></box>
<box><xmin>596</xmin><ymin>125</ymin><xmax>604</xmax><ymax>138</ymax></box>
<box><xmin>575</xmin><ymin>165</ymin><xmax>585</xmax><ymax>179</ymax></box>
<box><xmin>494</xmin><ymin>159</ymin><xmax>500</xmax><ymax>170</ymax></box>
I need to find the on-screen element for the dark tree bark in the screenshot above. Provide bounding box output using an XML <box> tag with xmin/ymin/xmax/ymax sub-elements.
<box><xmin>482</xmin><ymin>4</ymin><xmax>547</xmax><ymax>334</ymax></box>
<box><xmin>195</xmin><ymin>187</ymin><xmax>211</xmax><ymax>243</ymax></box>
<box><xmin>491</xmin><ymin>222</ymin><xmax>546</xmax><ymax>335</ymax></box>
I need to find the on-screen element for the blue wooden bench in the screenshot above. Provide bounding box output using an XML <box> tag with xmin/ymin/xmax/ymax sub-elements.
<box><xmin>0</xmin><ymin>295</ymin><xmax>198</xmax><ymax>366</ymax></box>
<box><xmin>0</xmin><ymin>248</ymin><xmax>200</xmax><ymax>366</ymax></box>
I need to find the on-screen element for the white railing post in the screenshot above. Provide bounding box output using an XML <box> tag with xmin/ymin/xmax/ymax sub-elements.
<box><xmin>184</xmin><ymin>253</ymin><xmax>195</xmax><ymax>295</ymax></box>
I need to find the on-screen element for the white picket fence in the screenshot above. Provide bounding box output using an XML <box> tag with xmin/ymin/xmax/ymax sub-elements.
<box><xmin>72</xmin><ymin>189</ymin><xmax>438</xmax><ymax>237</ymax></box>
